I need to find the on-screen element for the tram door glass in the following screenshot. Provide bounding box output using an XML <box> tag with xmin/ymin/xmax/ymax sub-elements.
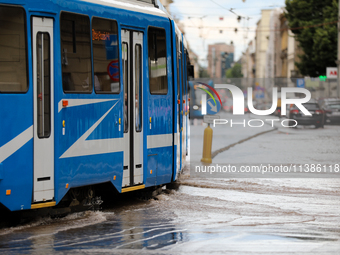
<box><xmin>122</xmin><ymin>42</ymin><xmax>129</xmax><ymax>133</ymax></box>
<box><xmin>36</xmin><ymin>32</ymin><xmax>51</xmax><ymax>138</ymax></box>
<box><xmin>135</xmin><ymin>44</ymin><xmax>142</xmax><ymax>132</ymax></box>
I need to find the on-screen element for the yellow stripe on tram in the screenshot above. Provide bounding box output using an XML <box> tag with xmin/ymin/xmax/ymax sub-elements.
<box><xmin>31</xmin><ymin>201</ymin><xmax>56</xmax><ymax>209</ymax></box>
<box><xmin>121</xmin><ymin>185</ymin><xmax>145</xmax><ymax>193</ymax></box>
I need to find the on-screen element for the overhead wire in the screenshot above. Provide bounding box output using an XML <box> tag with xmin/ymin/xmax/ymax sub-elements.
<box><xmin>183</xmin><ymin>20</ymin><xmax>339</xmax><ymax>33</ymax></box>
<box><xmin>208</xmin><ymin>0</ymin><xmax>238</xmax><ymax>16</ymax></box>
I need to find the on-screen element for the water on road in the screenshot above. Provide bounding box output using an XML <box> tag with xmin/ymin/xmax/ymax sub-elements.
<box><xmin>1</xmin><ymin>117</ymin><xmax>339</xmax><ymax>254</ymax></box>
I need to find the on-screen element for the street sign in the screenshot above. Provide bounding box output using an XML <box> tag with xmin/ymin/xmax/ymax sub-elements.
<box><xmin>296</xmin><ymin>78</ymin><xmax>305</xmax><ymax>88</ymax></box>
<box><xmin>206</xmin><ymin>98</ymin><xmax>221</xmax><ymax>115</ymax></box>
<box><xmin>326</xmin><ymin>67</ymin><xmax>337</xmax><ymax>79</ymax></box>
<box><xmin>203</xmin><ymin>115</ymin><xmax>220</xmax><ymax>124</ymax></box>
<box><xmin>254</xmin><ymin>85</ymin><xmax>265</xmax><ymax>98</ymax></box>
<box><xmin>255</xmin><ymin>91</ymin><xmax>264</xmax><ymax>98</ymax></box>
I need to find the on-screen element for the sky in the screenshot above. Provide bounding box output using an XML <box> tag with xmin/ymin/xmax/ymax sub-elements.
<box><xmin>169</xmin><ymin>0</ymin><xmax>286</xmax><ymax>67</ymax></box>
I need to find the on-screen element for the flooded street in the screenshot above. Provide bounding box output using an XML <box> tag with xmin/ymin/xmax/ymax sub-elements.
<box><xmin>1</xmin><ymin>177</ymin><xmax>339</xmax><ymax>254</ymax></box>
<box><xmin>1</xmin><ymin>115</ymin><xmax>340</xmax><ymax>254</ymax></box>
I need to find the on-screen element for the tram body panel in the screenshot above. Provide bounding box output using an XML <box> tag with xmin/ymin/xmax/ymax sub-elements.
<box><xmin>0</xmin><ymin>5</ymin><xmax>34</xmax><ymax>211</ymax></box>
<box><xmin>0</xmin><ymin>0</ymin><xmax>189</xmax><ymax>211</ymax></box>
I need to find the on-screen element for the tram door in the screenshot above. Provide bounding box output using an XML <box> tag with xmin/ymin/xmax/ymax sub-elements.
<box><xmin>32</xmin><ymin>17</ymin><xmax>54</xmax><ymax>202</ymax></box>
<box><xmin>176</xmin><ymin>36</ymin><xmax>182</xmax><ymax>173</ymax></box>
<box><xmin>178</xmin><ymin>40</ymin><xmax>183</xmax><ymax>170</ymax></box>
<box><xmin>121</xmin><ymin>30</ymin><xmax>143</xmax><ymax>187</ymax></box>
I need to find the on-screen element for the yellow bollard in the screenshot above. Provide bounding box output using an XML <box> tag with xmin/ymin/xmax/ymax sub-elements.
<box><xmin>201</xmin><ymin>123</ymin><xmax>213</xmax><ymax>164</ymax></box>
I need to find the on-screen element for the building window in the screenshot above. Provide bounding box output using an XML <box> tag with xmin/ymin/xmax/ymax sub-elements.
<box><xmin>148</xmin><ymin>27</ymin><xmax>168</xmax><ymax>95</ymax></box>
<box><xmin>61</xmin><ymin>12</ymin><xmax>92</xmax><ymax>93</ymax></box>
<box><xmin>0</xmin><ymin>6</ymin><xmax>27</xmax><ymax>93</ymax></box>
<box><xmin>92</xmin><ymin>17</ymin><xmax>120</xmax><ymax>93</ymax></box>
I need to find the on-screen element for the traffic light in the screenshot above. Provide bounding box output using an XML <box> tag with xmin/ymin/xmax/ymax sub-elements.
<box><xmin>319</xmin><ymin>75</ymin><xmax>327</xmax><ymax>81</ymax></box>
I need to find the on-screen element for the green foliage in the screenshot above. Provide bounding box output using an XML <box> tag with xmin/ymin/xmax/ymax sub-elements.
<box><xmin>285</xmin><ymin>0</ymin><xmax>338</xmax><ymax>76</ymax></box>
<box><xmin>225</xmin><ymin>63</ymin><xmax>243</xmax><ymax>78</ymax></box>
<box><xmin>199</xmin><ymin>67</ymin><xmax>210</xmax><ymax>78</ymax></box>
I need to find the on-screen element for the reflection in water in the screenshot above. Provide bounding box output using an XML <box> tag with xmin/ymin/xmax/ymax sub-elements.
<box><xmin>0</xmin><ymin>200</ymin><xmax>185</xmax><ymax>253</ymax></box>
<box><xmin>30</xmin><ymin>225</ymin><xmax>55</xmax><ymax>254</ymax></box>
<box><xmin>0</xmin><ymin>177</ymin><xmax>340</xmax><ymax>254</ymax></box>
<box><xmin>100</xmin><ymin>205</ymin><xmax>185</xmax><ymax>250</ymax></box>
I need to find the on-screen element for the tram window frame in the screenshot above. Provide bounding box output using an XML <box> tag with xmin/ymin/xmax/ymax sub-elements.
<box><xmin>147</xmin><ymin>27</ymin><xmax>168</xmax><ymax>95</ymax></box>
<box><xmin>60</xmin><ymin>12</ymin><xmax>92</xmax><ymax>94</ymax></box>
<box><xmin>0</xmin><ymin>5</ymin><xmax>28</xmax><ymax>93</ymax></box>
<box><xmin>92</xmin><ymin>17</ymin><xmax>120</xmax><ymax>94</ymax></box>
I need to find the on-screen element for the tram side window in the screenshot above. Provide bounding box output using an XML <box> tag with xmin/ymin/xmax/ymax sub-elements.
<box><xmin>92</xmin><ymin>18</ymin><xmax>120</xmax><ymax>93</ymax></box>
<box><xmin>183</xmin><ymin>48</ymin><xmax>188</xmax><ymax>97</ymax></box>
<box><xmin>186</xmin><ymin>52</ymin><xmax>190</xmax><ymax>92</ymax></box>
<box><xmin>0</xmin><ymin>6</ymin><xmax>27</xmax><ymax>93</ymax></box>
<box><xmin>148</xmin><ymin>28</ymin><xmax>168</xmax><ymax>95</ymax></box>
<box><xmin>61</xmin><ymin>13</ymin><xmax>92</xmax><ymax>93</ymax></box>
<box><xmin>176</xmin><ymin>35</ymin><xmax>180</xmax><ymax>100</ymax></box>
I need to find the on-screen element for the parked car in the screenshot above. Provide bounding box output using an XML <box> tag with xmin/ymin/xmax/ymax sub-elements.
<box><xmin>318</xmin><ymin>98</ymin><xmax>340</xmax><ymax>108</ymax></box>
<box><xmin>254</xmin><ymin>103</ymin><xmax>276</xmax><ymax>115</ymax></box>
<box><xmin>319</xmin><ymin>98</ymin><xmax>340</xmax><ymax>124</ymax></box>
<box><xmin>223</xmin><ymin>100</ymin><xmax>233</xmax><ymax>112</ymax></box>
<box><xmin>288</xmin><ymin>102</ymin><xmax>325</xmax><ymax>128</ymax></box>
<box><xmin>323</xmin><ymin>103</ymin><xmax>340</xmax><ymax>124</ymax></box>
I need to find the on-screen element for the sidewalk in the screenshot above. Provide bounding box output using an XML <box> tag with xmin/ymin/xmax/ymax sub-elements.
<box><xmin>189</xmin><ymin>112</ymin><xmax>277</xmax><ymax>164</ymax></box>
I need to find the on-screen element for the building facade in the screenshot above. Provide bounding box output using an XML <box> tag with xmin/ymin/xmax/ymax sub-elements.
<box><xmin>242</xmin><ymin>40</ymin><xmax>256</xmax><ymax>79</ymax></box>
<box><xmin>255</xmin><ymin>10</ymin><xmax>272</xmax><ymax>79</ymax></box>
<box><xmin>207</xmin><ymin>43</ymin><xmax>234</xmax><ymax>79</ymax></box>
<box><xmin>264</xmin><ymin>8</ymin><xmax>302</xmax><ymax>91</ymax></box>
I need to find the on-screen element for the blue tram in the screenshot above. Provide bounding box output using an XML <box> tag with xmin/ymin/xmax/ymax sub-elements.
<box><xmin>0</xmin><ymin>0</ymin><xmax>192</xmax><ymax>212</ymax></box>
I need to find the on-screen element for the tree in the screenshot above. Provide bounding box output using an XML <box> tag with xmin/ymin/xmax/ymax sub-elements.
<box><xmin>199</xmin><ymin>66</ymin><xmax>210</xmax><ymax>78</ymax></box>
<box><xmin>285</xmin><ymin>0</ymin><xmax>338</xmax><ymax>76</ymax></box>
<box><xmin>226</xmin><ymin>63</ymin><xmax>243</xmax><ymax>78</ymax></box>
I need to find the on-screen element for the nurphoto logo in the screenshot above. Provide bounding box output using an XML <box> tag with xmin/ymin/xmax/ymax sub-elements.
<box><xmin>195</xmin><ymin>83</ymin><xmax>312</xmax><ymax>128</ymax></box>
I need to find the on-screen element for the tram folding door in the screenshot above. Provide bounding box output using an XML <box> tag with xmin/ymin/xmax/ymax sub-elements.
<box><xmin>121</xmin><ymin>29</ymin><xmax>144</xmax><ymax>187</ymax></box>
<box><xmin>32</xmin><ymin>17</ymin><xmax>55</xmax><ymax>202</ymax></box>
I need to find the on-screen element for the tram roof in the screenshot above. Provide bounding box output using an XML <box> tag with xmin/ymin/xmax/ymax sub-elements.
<box><xmin>79</xmin><ymin>0</ymin><xmax>169</xmax><ymax>18</ymax></box>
